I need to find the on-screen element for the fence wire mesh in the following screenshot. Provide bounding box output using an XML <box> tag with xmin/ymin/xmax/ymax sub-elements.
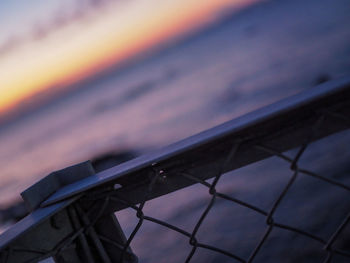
<box><xmin>105</xmin><ymin>113</ymin><xmax>350</xmax><ymax>263</ymax></box>
<box><xmin>0</xmin><ymin>80</ymin><xmax>350</xmax><ymax>263</ymax></box>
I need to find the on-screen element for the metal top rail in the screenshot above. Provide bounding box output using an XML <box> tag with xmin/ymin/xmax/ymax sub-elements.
<box><xmin>42</xmin><ymin>76</ymin><xmax>350</xmax><ymax>207</ymax></box>
<box><xmin>0</xmin><ymin>76</ymin><xmax>350</xmax><ymax>258</ymax></box>
<box><xmin>44</xmin><ymin>76</ymin><xmax>350</xmax><ymax>206</ymax></box>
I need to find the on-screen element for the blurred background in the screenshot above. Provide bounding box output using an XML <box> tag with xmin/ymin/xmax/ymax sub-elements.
<box><xmin>0</xmin><ymin>0</ymin><xmax>350</xmax><ymax>261</ymax></box>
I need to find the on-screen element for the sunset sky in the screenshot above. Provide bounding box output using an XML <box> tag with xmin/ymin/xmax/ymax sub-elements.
<box><xmin>0</xmin><ymin>0</ymin><xmax>259</xmax><ymax>115</ymax></box>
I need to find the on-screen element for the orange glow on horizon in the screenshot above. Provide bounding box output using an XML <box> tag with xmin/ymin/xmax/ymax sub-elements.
<box><xmin>0</xmin><ymin>0</ymin><xmax>258</xmax><ymax>114</ymax></box>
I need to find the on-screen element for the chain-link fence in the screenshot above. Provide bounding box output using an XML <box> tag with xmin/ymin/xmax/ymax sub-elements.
<box><xmin>0</xmin><ymin>77</ymin><xmax>349</xmax><ymax>263</ymax></box>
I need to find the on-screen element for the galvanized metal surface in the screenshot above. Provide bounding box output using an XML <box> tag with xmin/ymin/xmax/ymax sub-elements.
<box><xmin>42</xmin><ymin>76</ymin><xmax>350</xmax><ymax>208</ymax></box>
<box><xmin>0</xmin><ymin>199</ymin><xmax>75</xmax><ymax>251</ymax></box>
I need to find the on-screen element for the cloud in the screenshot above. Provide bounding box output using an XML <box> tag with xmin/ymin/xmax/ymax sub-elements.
<box><xmin>0</xmin><ymin>36</ymin><xmax>22</xmax><ymax>55</ymax></box>
<box><xmin>0</xmin><ymin>0</ymin><xmax>124</xmax><ymax>57</ymax></box>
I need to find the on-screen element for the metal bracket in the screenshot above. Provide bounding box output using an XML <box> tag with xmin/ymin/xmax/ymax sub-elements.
<box><xmin>1</xmin><ymin>161</ymin><xmax>137</xmax><ymax>263</ymax></box>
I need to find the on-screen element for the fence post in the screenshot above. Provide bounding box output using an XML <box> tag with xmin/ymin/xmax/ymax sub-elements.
<box><xmin>1</xmin><ymin>161</ymin><xmax>137</xmax><ymax>263</ymax></box>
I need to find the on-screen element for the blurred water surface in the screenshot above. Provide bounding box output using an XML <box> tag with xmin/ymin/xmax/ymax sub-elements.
<box><xmin>0</xmin><ymin>0</ymin><xmax>350</xmax><ymax>261</ymax></box>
